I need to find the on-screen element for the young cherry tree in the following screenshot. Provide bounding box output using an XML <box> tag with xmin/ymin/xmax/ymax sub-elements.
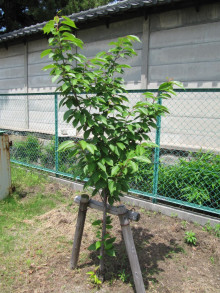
<box><xmin>41</xmin><ymin>15</ymin><xmax>182</xmax><ymax>278</ymax></box>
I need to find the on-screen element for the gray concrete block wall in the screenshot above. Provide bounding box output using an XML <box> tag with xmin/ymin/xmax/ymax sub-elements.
<box><xmin>78</xmin><ymin>17</ymin><xmax>144</xmax><ymax>89</ymax></box>
<box><xmin>0</xmin><ymin>2</ymin><xmax>219</xmax><ymax>152</ymax></box>
<box><xmin>148</xmin><ymin>3</ymin><xmax>220</xmax><ymax>88</ymax></box>
<box><xmin>146</xmin><ymin>3</ymin><xmax>220</xmax><ymax>152</ymax></box>
<box><xmin>0</xmin><ymin>44</ymin><xmax>25</xmax><ymax>93</ymax></box>
<box><xmin>160</xmin><ymin>92</ymin><xmax>220</xmax><ymax>151</ymax></box>
<box><xmin>28</xmin><ymin>39</ymin><xmax>56</xmax><ymax>92</ymax></box>
<box><xmin>0</xmin><ymin>96</ymin><xmax>27</xmax><ymax>128</ymax></box>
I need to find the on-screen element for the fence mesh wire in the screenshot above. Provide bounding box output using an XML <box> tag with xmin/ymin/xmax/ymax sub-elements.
<box><xmin>0</xmin><ymin>90</ymin><xmax>219</xmax><ymax>215</ymax></box>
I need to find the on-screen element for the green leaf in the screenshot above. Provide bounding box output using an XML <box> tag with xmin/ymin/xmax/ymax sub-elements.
<box><xmin>79</xmin><ymin>114</ymin><xmax>86</xmax><ymax>125</ymax></box>
<box><xmin>106</xmin><ymin>249</ymin><xmax>116</xmax><ymax>257</ymax></box>
<box><xmin>62</xmin><ymin>83</ymin><xmax>70</xmax><ymax>92</ymax></box>
<box><xmin>79</xmin><ymin>140</ymin><xmax>87</xmax><ymax>150</ymax></box>
<box><xmin>111</xmin><ymin>165</ymin><xmax>120</xmax><ymax>176</ymax></box>
<box><xmin>95</xmin><ymin>241</ymin><xmax>101</xmax><ymax>250</ymax></box>
<box><xmin>52</xmin><ymin>75</ymin><xmax>60</xmax><ymax>83</ymax></box>
<box><xmin>116</xmin><ymin>142</ymin><xmax>125</xmax><ymax>150</ymax></box>
<box><xmin>134</xmin><ymin>156</ymin><xmax>151</xmax><ymax>164</ymax></box>
<box><xmin>127</xmin><ymin>35</ymin><xmax>141</xmax><ymax>42</ymax></box>
<box><xmin>127</xmin><ymin>125</ymin><xmax>134</xmax><ymax>133</ymax></box>
<box><xmin>117</xmin><ymin>64</ymin><xmax>131</xmax><ymax>69</ymax></box>
<box><xmin>104</xmin><ymin>157</ymin><xmax>113</xmax><ymax>166</ymax></box>
<box><xmin>86</xmin><ymin>143</ymin><xmax>96</xmax><ymax>154</ymax></box>
<box><xmin>63</xmin><ymin>109</ymin><xmax>73</xmax><ymax>121</ymax></box>
<box><xmin>58</xmin><ymin>140</ymin><xmax>75</xmax><ymax>152</ymax></box>
<box><xmin>158</xmin><ymin>82</ymin><xmax>173</xmax><ymax>92</ymax></box>
<box><xmin>104</xmin><ymin>243</ymin><xmax>113</xmax><ymax>250</ymax></box>
<box><xmin>129</xmin><ymin>161</ymin><xmax>138</xmax><ymax>173</ymax></box>
<box><xmin>92</xmin><ymin>220</ymin><xmax>102</xmax><ymax>226</ymax></box>
<box><xmin>84</xmin><ymin>130</ymin><xmax>90</xmax><ymax>140</ymax></box>
<box><xmin>173</xmin><ymin>80</ymin><xmax>184</xmax><ymax>89</ymax></box>
<box><xmin>62</xmin><ymin>32</ymin><xmax>83</xmax><ymax>49</ymax></box>
<box><xmin>62</xmin><ymin>16</ymin><xmax>77</xmax><ymax>28</ymax></box>
<box><xmin>108</xmin><ymin>180</ymin><xmax>116</xmax><ymax>194</ymax></box>
<box><xmin>42</xmin><ymin>64</ymin><xmax>56</xmax><ymax>71</ymax></box>
<box><xmin>42</xmin><ymin>20</ymin><xmax>55</xmax><ymax>34</ymax></box>
<box><xmin>92</xmin><ymin>188</ymin><xmax>99</xmax><ymax>196</ymax></box>
<box><xmin>98</xmin><ymin>162</ymin><xmax>106</xmax><ymax>173</ymax></box>
<box><xmin>141</xmin><ymin>141</ymin><xmax>158</xmax><ymax>148</ymax></box>
<box><xmin>106</xmin><ymin>237</ymin><xmax>116</xmax><ymax>245</ymax></box>
<box><xmin>136</xmin><ymin>145</ymin><xmax>145</xmax><ymax>156</ymax></box>
<box><xmin>41</xmin><ymin>49</ymin><xmax>52</xmax><ymax>58</ymax></box>
<box><xmin>88</xmin><ymin>243</ymin><xmax>96</xmax><ymax>251</ymax></box>
<box><xmin>138</xmin><ymin>107</ymin><xmax>148</xmax><ymax>115</ymax></box>
<box><xmin>108</xmin><ymin>197</ymin><xmax>114</xmax><ymax>205</ymax></box>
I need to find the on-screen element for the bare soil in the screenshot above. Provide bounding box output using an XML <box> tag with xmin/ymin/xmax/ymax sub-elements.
<box><xmin>2</xmin><ymin>182</ymin><xmax>220</xmax><ymax>293</ymax></box>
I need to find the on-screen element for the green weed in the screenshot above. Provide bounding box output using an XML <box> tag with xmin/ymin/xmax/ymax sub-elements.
<box><xmin>131</xmin><ymin>151</ymin><xmax>220</xmax><ymax>209</ymax></box>
<box><xmin>184</xmin><ymin>231</ymin><xmax>197</xmax><ymax>246</ymax></box>
<box><xmin>87</xmin><ymin>267</ymin><xmax>102</xmax><ymax>287</ymax></box>
<box><xmin>118</xmin><ymin>270</ymin><xmax>130</xmax><ymax>283</ymax></box>
<box><xmin>203</xmin><ymin>222</ymin><xmax>220</xmax><ymax>238</ymax></box>
<box><xmin>210</xmin><ymin>256</ymin><xmax>215</xmax><ymax>264</ymax></box>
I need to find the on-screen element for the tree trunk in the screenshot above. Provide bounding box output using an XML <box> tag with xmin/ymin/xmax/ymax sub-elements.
<box><xmin>99</xmin><ymin>188</ymin><xmax>108</xmax><ymax>280</ymax></box>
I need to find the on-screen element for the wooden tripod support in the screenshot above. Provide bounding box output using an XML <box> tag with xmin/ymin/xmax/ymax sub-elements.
<box><xmin>70</xmin><ymin>194</ymin><xmax>145</xmax><ymax>293</ymax></box>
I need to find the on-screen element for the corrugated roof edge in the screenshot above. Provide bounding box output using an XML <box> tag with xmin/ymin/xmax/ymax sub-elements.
<box><xmin>0</xmin><ymin>0</ymin><xmax>171</xmax><ymax>44</ymax></box>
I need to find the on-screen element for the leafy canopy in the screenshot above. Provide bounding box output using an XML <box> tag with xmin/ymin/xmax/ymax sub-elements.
<box><xmin>41</xmin><ymin>15</ymin><xmax>183</xmax><ymax>204</ymax></box>
<box><xmin>0</xmin><ymin>0</ymin><xmax>113</xmax><ymax>33</ymax></box>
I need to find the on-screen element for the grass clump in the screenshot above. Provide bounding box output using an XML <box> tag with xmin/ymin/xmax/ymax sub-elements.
<box><xmin>0</xmin><ymin>166</ymin><xmax>66</xmax><ymax>254</ymax></box>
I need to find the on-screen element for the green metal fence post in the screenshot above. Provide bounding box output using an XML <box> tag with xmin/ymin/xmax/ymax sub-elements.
<box><xmin>55</xmin><ymin>93</ymin><xmax>59</xmax><ymax>176</ymax></box>
<box><xmin>152</xmin><ymin>95</ymin><xmax>162</xmax><ymax>203</ymax></box>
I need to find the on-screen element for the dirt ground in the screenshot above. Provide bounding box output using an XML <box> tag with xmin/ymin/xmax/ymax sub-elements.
<box><xmin>2</xmin><ymin>182</ymin><xmax>220</xmax><ymax>293</ymax></box>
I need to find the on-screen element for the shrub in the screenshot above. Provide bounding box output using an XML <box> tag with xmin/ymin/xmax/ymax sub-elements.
<box><xmin>11</xmin><ymin>135</ymin><xmax>41</xmax><ymax>163</ymax></box>
<box><xmin>133</xmin><ymin>151</ymin><xmax>220</xmax><ymax>208</ymax></box>
<box><xmin>41</xmin><ymin>137</ymin><xmax>77</xmax><ymax>173</ymax></box>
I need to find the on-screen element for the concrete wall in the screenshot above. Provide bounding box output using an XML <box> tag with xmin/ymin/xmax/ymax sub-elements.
<box><xmin>0</xmin><ymin>44</ymin><xmax>25</xmax><ymax>94</ymax></box>
<box><xmin>0</xmin><ymin>2</ymin><xmax>219</xmax><ymax>151</ymax></box>
<box><xmin>148</xmin><ymin>2</ymin><xmax>220</xmax><ymax>88</ymax></box>
<box><xmin>146</xmin><ymin>2</ymin><xmax>220</xmax><ymax>151</ymax></box>
<box><xmin>78</xmin><ymin>16</ymin><xmax>145</xmax><ymax>90</ymax></box>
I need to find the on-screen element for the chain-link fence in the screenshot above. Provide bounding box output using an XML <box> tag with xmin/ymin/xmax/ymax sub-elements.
<box><xmin>0</xmin><ymin>90</ymin><xmax>219</xmax><ymax>216</ymax></box>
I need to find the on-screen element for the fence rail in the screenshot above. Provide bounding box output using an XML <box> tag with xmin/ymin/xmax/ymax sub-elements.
<box><xmin>0</xmin><ymin>89</ymin><xmax>219</xmax><ymax>216</ymax></box>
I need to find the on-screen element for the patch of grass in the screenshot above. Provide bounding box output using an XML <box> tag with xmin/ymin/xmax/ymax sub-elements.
<box><xmin>0</xmin><ymin>166</ymin><xmax>69</xmax><ymax>254</ymax></box>
<box><xmin>11</xmin><ymin>164</ymin><xmax>47</xmax><ymax>188</ymax></box>
<box><xmin>203</xmin><ymin>222</ymin><xmax>220</xmax><ymax>238</ymax></box>
<box><xmin>0</xmin><ymin>166</ymin><xmax>74</xmax><ymax>292</ymax></box>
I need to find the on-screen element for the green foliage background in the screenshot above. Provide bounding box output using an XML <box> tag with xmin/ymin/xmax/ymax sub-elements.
<box><xmin>0</xmin><ymin>0</ymin><xmax>115</xmax><ymax>33</ymax></box>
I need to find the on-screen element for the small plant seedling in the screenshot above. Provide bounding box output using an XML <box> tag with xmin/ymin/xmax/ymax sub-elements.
<box><xmin>203</xmin><ymin>221</ymin><xmax>213</xmax><ymax>233</ymax></box>
<box><xmin>118</xmin><ymin>269</ymin><xmax>130</xmax><ymax>283</ymax></box>
<box><xmin>181</xmin><ymin>221</ymin><xmax>188</xmax><ymax>229</ymax></box>
<box><xmin>26</xmin><ymin>259</ymin><xmax>32</xmax><ymax>267</ymax></box>
<box><xmin>193</xmin><ymin>222</ymin><xmax>200</xmax><ymax>227</ymax></box>
<box><xmin>203</xmin><ymin>222</ymin><xmax>220</xmax><ymax>238</ymax></box>
<box><xmin>88</xmin><ymin>215</ymin><xmax>116</xmax><ymax>259</ymax></box>
<box><xmin>87</xmin><ymin>267</ymin><xmax>102</xmax><ymax>287</ymax></box>
<box><xmin>214</xmin><ymin>224</ymin><xmax>220</xmax><ymax>238</ymax></box>
<box><xmin>171</xmin><ymin>213</ymin><xmax>178</xmax><ymax>218</ymax></box>
<box><xmin>184</xmin><ymin>231</ymin><xmax>197</xmax><ymax>246</ymax></box>
<box><xmin>210</xmin><ymin>256</ymin><xmax>215</xmax><ymax>264</ymax></box>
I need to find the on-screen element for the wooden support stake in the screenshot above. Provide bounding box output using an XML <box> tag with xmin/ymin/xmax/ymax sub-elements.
<box><xmin>119</xmin><ymin>213</ymin><xmax>145</xmax><ymax>293</ymax></box>
<box><xmin>74</xmin><ymin>196</ymin><xmax>140</xmax><ymax>221</ymax></box>
<box><xmin>70</xmin><ymin>194</ymin><xmax>89</xmax><ymax>269</ymax></box>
